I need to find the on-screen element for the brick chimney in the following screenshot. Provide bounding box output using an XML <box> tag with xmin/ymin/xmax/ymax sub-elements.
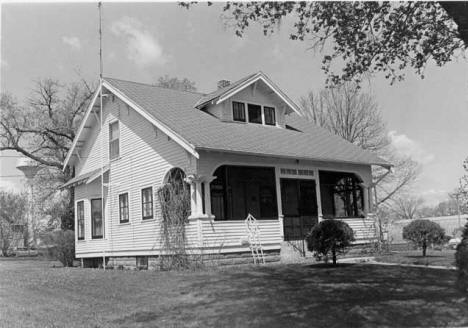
<box><xmin>217</xmin><ymin>80</ymin><xmax>231</xmax><ymax>89</ymax></box>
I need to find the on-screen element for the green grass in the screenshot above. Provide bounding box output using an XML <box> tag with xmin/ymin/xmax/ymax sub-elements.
<box><xmin>0</xmin><ymin>257</ymin><xmax>467</xmax><ymax>328</ymax></box>
<box><xmin>375</xmin><ymin>249</ymin><xmax>457</xmax><ymax>268</ymax></box>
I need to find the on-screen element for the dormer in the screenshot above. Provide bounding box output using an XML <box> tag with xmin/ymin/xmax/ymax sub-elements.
<box><xmin>195</xmin><ymin>72</ymin><xmax>301</xmax><ymax>128</ymax></box>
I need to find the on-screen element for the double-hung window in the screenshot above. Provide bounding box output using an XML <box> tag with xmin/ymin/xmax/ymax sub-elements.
<box><xmin>91</xmin><ymin>198</ymin><xmax>103</xmax><ymax>239</ymax></box>
<box><xmin>248</xmin><ymin>104</ymin><xmax>262</xmax><ymax>124</ymax></box>
<box><xmin>264</xmin><ymin>106</ymin><xmax>276</xmax><ymax>126</ymax></box>
<box><xmin>119</xmin><ymin>193</ymin><xmax>129</xmax><ymax>223</ymax></box>
<box><xmin>232</xmin><ymin>101</ymin><xmax>246</xmax><ymax>122</ymax></box>
<box><xmin>141</xmin><ymin>187</ymin><xmax>153</xmax><ymax>220</ymax></box>
<box><xmin>109</xmin><ymin>121</ymin><xmax>120</xmax><ymax>160</ymax></box>
<box><xmin>77</xmin><ymin>201</ymin><xmax>85</xmax><ymax>240</ymax></box>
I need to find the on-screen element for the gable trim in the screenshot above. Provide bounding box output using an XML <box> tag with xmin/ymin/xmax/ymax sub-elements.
<box><xmin>216</xmin><ymin>73</ymin><xmax>302</xmax><ymax>115</ymax></box>
<box><xmin>63</xmin><ymin>88</ymin><xmax>101</xmax><ymax>170</ymax></box>
<box><xmin>102</xmin><ymin>80</ymin><xmax>199</xmax><ymax>159</ymax></box>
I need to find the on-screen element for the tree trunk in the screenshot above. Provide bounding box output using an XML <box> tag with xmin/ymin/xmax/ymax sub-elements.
<box><xmin>422</xmin><ymin>240</ymin><xmax>427</xmax><ymax>257</ymax></box>
<box><xmin>332</xmin><ymin>246</ymin><xmax>337</xmax><ymax>265</ymax></box>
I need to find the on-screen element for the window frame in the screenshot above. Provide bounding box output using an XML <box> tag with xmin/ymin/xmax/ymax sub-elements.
<box><xmin>91</xmin><ymin>198</ymin><xmax>104</xmax><ymax>239</ymax></box>
<box><xmin>76</xmin><ymin>200</ymin><xmax>85</xmax><ymax>240</ymax></box>
<box><xmin>264</xmin><ymin>106</ymin><xmax>276</xmax><ymax>126</ymax></box>
<box><xmin>109</xmin><ymin>120</ymin><xmax>120</xmax><ymax>160</ymax></box>
<box><xmin>141</xmin><ymin>187</ymin><xmax>154</xmax><ymax>220</ymax></box>
<box><xmin>247</xmin><ymin>103</ymin><xmax>263</xmax><ymax>124</ymax></box>
<box><xmin>119</xmin><ymin>193</ymin><xmax>130</xmax><ymax>224</ymax></box>
<box><xmin>232</xmin><ymin>101</ymin><xmax>246</xmax><ymax>122</ymax></box>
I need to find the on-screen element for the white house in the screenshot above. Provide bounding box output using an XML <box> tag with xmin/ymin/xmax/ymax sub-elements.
<box><xmin>62</xmin><ymin>72</ymin><xmax>390</xmax><ymax>267</ymax></box>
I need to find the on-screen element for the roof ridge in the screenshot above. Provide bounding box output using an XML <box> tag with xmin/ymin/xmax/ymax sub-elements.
<box><xmin>103</xmin><ymin>76</ymin><xmax>206</xmax><ymax>96</ymax></box>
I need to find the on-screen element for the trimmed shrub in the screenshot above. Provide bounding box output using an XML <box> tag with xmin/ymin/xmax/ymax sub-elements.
<box><xmin>455</xmin><ymin>222</ymin><xmax>468</xmax><ymax>293</ymax></box>
<box><xmin>42</xmin><ymin>230</ymin><xmax>75</xmax><ymax>267</ymax></box>
<box><xmin>402</xmin><ymin>219</ymin><xmax>445</xmax><ymax>257</ymax></box>
<box><xmin>306</xmin><ymin>219</ymin><xmax>355</xmax><ymax>265</ymax></box>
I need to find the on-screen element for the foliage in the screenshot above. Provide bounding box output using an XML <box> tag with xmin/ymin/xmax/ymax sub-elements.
<box><xmin>155</xmin><ymin>75</ymin><xmax>198</xmax><ymax>92</ymax></box>
<box><xmin>157</xmin><ymin>169</ymin><xmax>191</xmax><ymax>270</ymax></box>
<box><xmin>204</xmin><ymin>2</ymin><xmax>465</xmax><ymax>86</ymax></box>
<box><xmin>0</xmin><ymin>78</ymin><xmax>95</xmax><ymax>229</ymax></box>
<box><xmin>0</xmin><ymin>191</ymin><xmax>28</xmax><ymax>256</ymax></box>
<box><xmin>42</xmin><ymin>230</ymin><xmax>75</xmax><ymax>267</ymax></box>
<box><xmin>306</xmin><ymin>219</ymin><xmax>355</xmax><ymax>265</ymax></box>
<box><xmin>455</xmin><ymin>222</ymin><xmax>468</xmax><ymax>293</ymax></box>
<box><xmin>402</xmin><ymin>219</ymin><xmax>445</xmax><ymax>257</ymax></box>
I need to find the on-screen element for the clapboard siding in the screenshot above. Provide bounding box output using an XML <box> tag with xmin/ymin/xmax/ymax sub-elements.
<box><xmin>200</xmin><ymin>220</ymin><xmax>282</xmax><ymax>253</ymax></box>
<box><xmin>75</xmin><ymin>96</ymin><xmax>194</xmax><ymax>257</ymax></box>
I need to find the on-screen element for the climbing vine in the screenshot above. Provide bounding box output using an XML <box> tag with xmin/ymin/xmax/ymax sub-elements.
<box><xmin>157</xmin><ymin>168</ymin><xmax>191</xmax><ymax>270</ymax></box>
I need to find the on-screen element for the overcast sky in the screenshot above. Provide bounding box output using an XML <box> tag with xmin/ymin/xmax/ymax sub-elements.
<box><xmin>1</xmin><ymin>2</ymin><xmax>467</xmax><ymax>205</ymax></box>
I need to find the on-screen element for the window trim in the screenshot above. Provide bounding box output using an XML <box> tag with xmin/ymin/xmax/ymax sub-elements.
<box><xmin>76</xmin><ymin>200</ymin><xmax>85</xmax><ymax>240</ymax></box>
<box><xmin>232</xmin><ymin>101</ymin><xmax>246</xmax><ymax>122</ymax></box>
<box><xmin>109</xmin><ymin>120</ymin><xmax>120</xmax><ymax>160</ymax></box>
<box><xmin>264</xmin><ymin>106</ymin><xmax>276</xmax><ymax>126</ymax></box>
<box><xmin>247</xmin><ymin>103</ymin><xmax>263</xmax><ymax>124</ymax></box>
<box><xmin>141</xmin><ymin>187</ymin><xmax>154</xmax><ymax>220</ymax></box>
<box><xmin>119</xmin><ymin>192</ymin><xmax>130</xmax><ymax>224</ymax></box>
<box><xmin>91</xmin><ymin>198</ymin><xmax>104</xmax><ymax>239</ymax></box>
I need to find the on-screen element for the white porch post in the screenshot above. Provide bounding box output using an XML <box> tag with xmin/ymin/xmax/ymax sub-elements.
<box><xmin>195</xmin><ymin>181</ymin><xmax>203</xmax><ymax>216</ymax></box>
<box><xmin>314</xmin><ymin>168</ymin><xmax>323</xmax><ymax>222</ymax></box>
<box><xmin>274</xmin><ymin>166</ymin><xmax>284</xmax><ymax>240</ymax></box>
<box><xmin>203</xmin><ymin>176</ymin><xmax>216</xmax><ymax>218</ymax></box>
<box><xmin>362</xmin><ymin>184</ymin><xmax>370</xmax><ymax>215</ymax></box>
<box><xmin>189</xmin><ymin>182</ymin><xmax>197</xmax><ymax>216</ymax></box>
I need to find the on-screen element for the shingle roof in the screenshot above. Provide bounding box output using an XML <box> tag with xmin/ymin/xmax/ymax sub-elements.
<box><xmin>103</xmin><ymin>77</ymin><xmax>390</xmax><ymax>168</ymax></box>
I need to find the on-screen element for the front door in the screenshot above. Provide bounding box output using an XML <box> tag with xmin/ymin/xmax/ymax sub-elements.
<box><xmin>280</xmin><ymin>179</ymin><xmax>318</xmax><ymax>244</ymax></box>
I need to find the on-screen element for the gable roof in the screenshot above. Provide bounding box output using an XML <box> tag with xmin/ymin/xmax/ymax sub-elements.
<box><xmin>101</xmin><ymin>77</ymin><xmax>390</xmax><ymax>168</ymax></box>
<box><xmin>194</xmin><ymin>71</ymin><xmax>301</xmax><ymax>114</ymax></box>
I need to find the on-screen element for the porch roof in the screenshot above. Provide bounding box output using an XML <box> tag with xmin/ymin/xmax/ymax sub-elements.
<box><xmin>103</xmin><ymin>77</ymin><xmax>390</xmax><ymax>169</ymax></box>
<box><xmin>60</xmin><ymin>166</ymin><xmax>109</xmax><ymax>189</ymax></box>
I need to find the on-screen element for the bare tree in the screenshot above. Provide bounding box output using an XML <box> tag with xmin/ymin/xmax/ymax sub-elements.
<box><xmin>0</xmin><ymin>79</ymin><xmax>95</xmax><ymax>229</ymax></box>
<box><xmin>391</xmin><ymin>196</ymin><xmax>424</xmax><ymax>221</ymax></box>
<box><xmin>300</xmin><ymin>82</ymin><xmax>420</xmax><ymax>207</ymax></box>
<box><xmin>155</xmin><ymin>75</ymin><xmax>197</xmax><ymax>92</ymax></box>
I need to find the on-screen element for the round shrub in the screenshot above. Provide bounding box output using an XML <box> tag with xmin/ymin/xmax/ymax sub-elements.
<box><xmin>455</xmin><ymin>222</ymin><xmax>468</xmax><ymax>293</ymax></box>
<box><xmin>42</xmin><ymin>230</ymin><xmax>75</xmax><ymax>267</ymax></box>
<box><xmin>402</xmin><ymin>219</ymin><xmax>445</xmax><ymax>257</ymax></box>
<box><xmin>306</xmin><ymin>219</ymin><xmax>355</xmax><ymax>265</ymax></box>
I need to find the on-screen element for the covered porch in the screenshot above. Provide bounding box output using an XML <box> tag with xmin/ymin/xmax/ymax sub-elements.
<box><xmin>183</xmin><ymin>151</ymin><xmax>380</xmax><ymax>254</ymax></box>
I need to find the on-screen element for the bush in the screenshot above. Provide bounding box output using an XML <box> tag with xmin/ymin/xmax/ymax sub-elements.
<box><xmin>455</xmin><ymin>222</ymin><xmax>468</xmax><ymax>293</ymax></box>
<box><xmin>306</xmin><ymin>219</ymin><xmax>355</xmax><ymax>265</ymax></box>
<box><xmin>42</xmin><ymin>230</ymin><xmax>75</xmax><ymax>267</ymax></box>
<box><xmin>402</xmin><ymin>219</ymin><xmax>445</xmax><ymax>257</ymax></box>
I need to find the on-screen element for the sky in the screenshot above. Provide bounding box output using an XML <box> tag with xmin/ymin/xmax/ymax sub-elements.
<box><xmin>1</xmin><ymin>2</ymin><xmax>467</xmax><ymax>205</ymax></box>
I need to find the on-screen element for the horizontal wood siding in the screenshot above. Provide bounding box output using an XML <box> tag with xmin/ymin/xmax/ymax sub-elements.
<box><xmin>200</xmin><ymin>220</ymin><xmax>282</xmax><ymax>253</ymax></box>
<box><xmin>74</xmin><ymin>96</ymin><xmax>195</xmax><ymax>257</ymax></box>
<box><xmin>341</xmin><ymin>218</ymin><xmax>377</xmax><ymax>243</ymax></box>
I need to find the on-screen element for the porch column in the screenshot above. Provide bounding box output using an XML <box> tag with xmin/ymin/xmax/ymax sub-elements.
<box><xmin>314</xmin><ymin>169</ymin><xmax>323</xmax><ymax>222</ymax></box>
<box><xmin>274</xmin><ymin>166</ymin><xmax>284</xmax><ymax>239</ymax></box>
<box><xmin>189</xmin><ymin>182</ymin><xmax>197</xmax><ymax>216</ymax></box>
<box><xmin>361</xmin><ymin>184</ymin><xmax>370</xmax><ymax>215</ymax></box>
<box><xmin>203</xmin><ymin>176</ymin><xmax>216</xmax><ymax>218</ymax></box>
<box><xmin>195</xmin><ymin>181</ymin><xmax>203</xmax><ymax>216</ymax></box>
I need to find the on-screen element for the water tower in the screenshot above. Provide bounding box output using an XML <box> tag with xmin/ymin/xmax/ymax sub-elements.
<box><xmin>16</xmin><ymin>157</ymin><xmax>40</xmax><ymax>250</ymax></box>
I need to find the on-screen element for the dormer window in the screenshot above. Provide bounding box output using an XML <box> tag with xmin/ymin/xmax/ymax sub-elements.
<box><xmin>232</xmin><ymin>101</ymin><xmax>246</xmax><ymax>122</ymax></box>
<box><xmin>264</xmin><ymin>106</ymin><xmax>276</xmax><ymax>126</ymax></box>
<box><xmin>247</xmin><ymin>104</ymin><xmax>262</xmax><ymax>124</ymax></box>
<box><xmin>109</xmin><ymin>121</ymin><xmax>120</xmax><ymax>160</ymax></box>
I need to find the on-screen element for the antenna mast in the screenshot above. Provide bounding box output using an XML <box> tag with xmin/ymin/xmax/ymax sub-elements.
<box><xmin>98</xmin><ymin>1</ymin><xmax>103</xmax><ymax>79</ymax></box>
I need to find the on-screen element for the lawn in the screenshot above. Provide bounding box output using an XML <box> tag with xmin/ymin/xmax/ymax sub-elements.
<box><xmin>374</xmin><ymin>249</ymin><xmax>457</xmax><ymax>268</ymax></box>
<box><xmin>0</xmin><ymin>258</ymin><xmax>467</xmax><ymax>328</ymax></box>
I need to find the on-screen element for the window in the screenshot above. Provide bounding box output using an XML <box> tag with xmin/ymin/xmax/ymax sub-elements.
<box><xmin>77</xmin><ymin>201</ymin><xmax>85</xmax><ymax>240</ymax></box>
<box><xmin>91</xmin><ymin>198</ymin><xmax>103</xmax><ymax>239</ymax></box>
<box><xmin>232</xmin><ymin>101</ymin><xmax>246</xmax><ymax>122</ymax></box>
<box><xmin>119</xmin><ymin>193</ymin><xmax>129</xmax><ymax>223</ymax></box>
<box><xmin>319</xmin><ymin>171</ymin><xmax>364</xmax><ymax>219</ymax></box>
<box><xmin>211</xmin><ymin>166</ymin><xmax>278</xmax><ymax>221</ymax></box>
<box><xmin>109</xmin><ymin>121</ymin><xmax>120</xmax><ymax>160</ymax></box>
<box><xmin>264</xmin><ymin>106</ymin><xmax>276</xmax><ymax>126</ymax></box>
<box><xmin>141</xmin><ymin>187</ymin><xmax>153</xmax><ymax>220</ymax></box>
<box><xmin>248</xmin><ymin>104</ymin><xmax>262</xmax><ymax>124</ymax></box>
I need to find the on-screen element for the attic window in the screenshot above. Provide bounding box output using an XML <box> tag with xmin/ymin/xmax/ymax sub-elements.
<box><xmin>109</xmin><ymin>121</ymin><xmax>120</xmax><ymax>160</ymax></box>
<box><xmin>232</xmin><ymin>101</ymin><xmax>245</xmax><ymax>122</ymax></box>
<box><xmin>248</xmin><ymin>104</ymin><xmax>262</xmax><ymax>124</ymax></box>
<box><xmin>264</xmin><ymin>106</ymin><xmax>276</xmax><ymax>126</ymax></box>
